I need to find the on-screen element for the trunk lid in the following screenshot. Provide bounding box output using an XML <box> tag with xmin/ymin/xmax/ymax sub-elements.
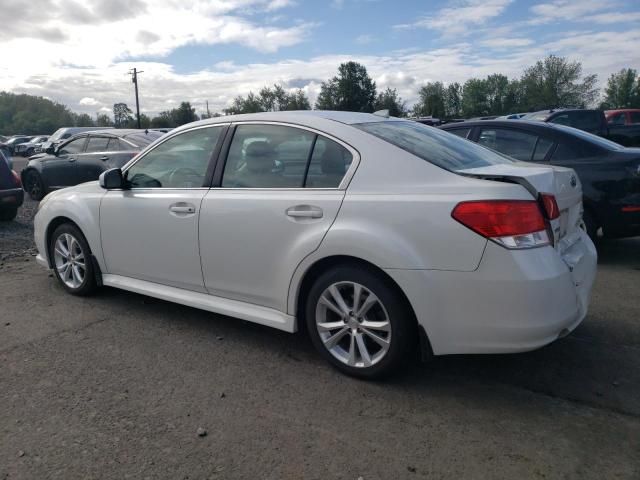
<box><xmin>457</xmin><ymin>161</ymin><xmax>583</xmax><ymax>243</ymax></box>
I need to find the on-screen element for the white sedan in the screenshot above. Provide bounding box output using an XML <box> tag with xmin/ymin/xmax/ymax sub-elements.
<box><xmin>33</xmin><ymin>111</ymin><xmax>597</xmax><ymax>378</ymax></box>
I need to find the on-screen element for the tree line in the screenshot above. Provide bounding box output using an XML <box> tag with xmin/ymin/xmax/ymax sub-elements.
<box><xmin>0</xmin><ymin>55</ymin><xmax>638</xmax><ymax>135</ymax></box>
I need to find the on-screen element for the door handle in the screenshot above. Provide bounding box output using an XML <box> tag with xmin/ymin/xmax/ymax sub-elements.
<box><xmin>100</xmin><ymin>156</ymin><xmax>109</xmax><ymax>161</ymax></box>
<box><xmin>68</xmin><ymin>157</ymin><xmax>76</xmax><ymax>162</ymax></box>
<box><xmin>286</xmin><ymin>205</ymin><xmax>323</xmax><ymax>219</ymax></box>
<box><xmin>169</xmin><ymin>203</ymin><xmax>196</xmax><ymax>214</ymax></box>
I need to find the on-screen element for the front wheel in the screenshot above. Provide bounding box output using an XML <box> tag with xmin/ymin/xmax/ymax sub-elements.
<box><xmin>50</xmin><ymin>224</ymin><xmax>97</xmax><ymax>296</ymax></box>
<box><xmin>24</xmin><ymin>170</ymin><xmax>46</xmax><ymax>201</ymax></box>
<box><xmin>305</xmin><ymin>265</ymin><xmax>416</xmax><ymax>379</ymax></box>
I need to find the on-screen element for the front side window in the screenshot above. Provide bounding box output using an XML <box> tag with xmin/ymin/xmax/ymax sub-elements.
<box><xmin>125</xmin><ymin>126</ymin><xmax>223</xmax><ymax>188</ymax></box>
<box><xmin>477</xmin><ymin>128</ymin><xmax>538</xmax><ymax>161</ymax></box>
<box><xmin>58</xmin><ymin>138</ymin><xmax>85</xmax><ymax>155</ymax></box>
<box><xmin>221</xmin><ymin>124</ymin><xmax>352</xmax><ymax>189</ymax></box>
<box><xmin>630</xmin><ymin>112</ymin><xmax>640</xmax><ymax>124</ymax></box>
<box><xmin>608</xmin><ymin>113</ymin><xmax>625</xmax><ymax>125</ymax></box>
<box><xmin>85</xmin><ymin>137</ymin><xmax>110</xmax><ymax>153</ymax></box>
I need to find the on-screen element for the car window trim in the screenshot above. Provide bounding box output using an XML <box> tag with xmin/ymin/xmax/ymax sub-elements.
<box><xmin>122</xmin><ymin>123</ymin><xmax>230</xmax><ymax>190</ymax></box>
<box><xmin>211</xmin><ymin>120</ymin><xmax>361</xmax><ymax>191</ymax></box>
<box><xmin>58</xmin><ymin>135</ymin><xmax>88</xmax><ymax>155</ymax></box>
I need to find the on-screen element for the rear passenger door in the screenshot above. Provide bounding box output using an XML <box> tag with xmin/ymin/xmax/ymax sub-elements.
<box><xmin>199</xmin><ymin>123</ymin><xmax>357</xmax><ymax>313</ymax></box>
<box><xmin>76</xmin><ymin>135</ymin><xmax>113</xmax><ymax>184</ymax></box>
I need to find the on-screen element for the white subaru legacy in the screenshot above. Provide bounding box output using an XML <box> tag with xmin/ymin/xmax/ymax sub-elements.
<box><xmin>33</xmin><ymin>111</ymin><xmax>597</xmax><ymax>378</ymax></box>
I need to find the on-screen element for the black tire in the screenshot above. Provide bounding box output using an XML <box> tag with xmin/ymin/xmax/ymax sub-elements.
<box><xmin>24</xmin><ymin>170</ymin><xmax>46</xmax><ymax>201</ymax></box>
<box><xmin>583</xmin><ymin>210</ymin><xmax>599</xmax><ymax>242</ymax></box>
<box><xmin>305</xmin><ymin>264</ymin><xmax>416</xmax><ymax>379</ymax></box>
<box><xmin>49</xmin><ymin>223</ymin><xmax>97</xmax><ymax>296</ymax></box>
<box><xmin>0</xmin><ymin>206</ymin><xmax>18</xmax><ymax>221</ymax></box>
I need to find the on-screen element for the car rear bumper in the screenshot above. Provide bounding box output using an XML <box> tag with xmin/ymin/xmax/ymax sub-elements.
<box><xmin>386</xmin><ymin>230</ymin><xmax>597</xmax><ymax>355</ymax></box>
<box><xmin>0</xmin><ymin>187</ymin><xmax>24</xmax><ymax>208</ymax></box>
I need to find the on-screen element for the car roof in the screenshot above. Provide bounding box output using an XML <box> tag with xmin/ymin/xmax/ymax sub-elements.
<box><xmin>169</xmin><ymin>110</ymin><xmax>405</xmax><ymax>134</ymax></box>
<box><xmin>76</xmin><ymin>129</ymin><xmax>158</xmax><ymax>138</ymax></box>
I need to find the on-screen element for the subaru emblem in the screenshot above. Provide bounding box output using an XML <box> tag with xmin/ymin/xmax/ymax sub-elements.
<box><xmin>570</xmin><ymin>175</ymin><xmax>577</xmax><ymax>188</ymax></box>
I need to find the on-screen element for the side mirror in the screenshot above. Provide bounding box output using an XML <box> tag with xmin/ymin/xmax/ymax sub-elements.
<box><xmin>99</xmin><ymin>168</ymin><xmax>125</xmax><ymax>189</ymax></box>
<box><xmin>45</xmin><ymin>145</ymin><xmax>55</xmax><ymax>155</ymax></box>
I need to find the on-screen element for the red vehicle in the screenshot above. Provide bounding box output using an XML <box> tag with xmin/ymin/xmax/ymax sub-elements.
<box><xmin>605</xmin><ymin>109</ymin><xmax>640</xmax><ymax>125</ymax></box>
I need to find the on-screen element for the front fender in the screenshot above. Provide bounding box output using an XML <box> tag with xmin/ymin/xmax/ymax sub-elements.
<box><xmin>35</xmin><ymin>182</ymin><xmax>106</xmax><ymax>271</ymax></box>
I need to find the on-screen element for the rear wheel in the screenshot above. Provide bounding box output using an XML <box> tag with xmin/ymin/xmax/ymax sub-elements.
<box><xmin>24</xmin><ymin>170</ymin><xmax>46</xmax><ymax>201</ymax></box>
<box><xmin>305</xmin><ymin>265</ymin><xmax>415</xmax><ymax>379</ymax></box>
<box><xmin>0</xmin><ymin>207</ymin><xmax>18</xmax><ymax>221</ymax></box>
<box><xmin>50</xmin><ymin>224</ymin><xmax>97</xmax><ymax>296</ymax></box>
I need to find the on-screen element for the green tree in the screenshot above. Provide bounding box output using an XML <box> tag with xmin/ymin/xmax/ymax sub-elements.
<box><xmin>0</xmin><ymin>92</ymin><xmax>76</xmax><ymax>135</ymax></box>
<box><xmin>315</xmin><ymin>61</ymin><xmax>377</xmax><ymax>112</ymax></box>
<box><xmin>224</xmin><ymin>92</ymin><xmax>264</xmax><ymax>115</ymax></box>
<box><xmin>113</xmin><ymin>103</ymin><xmax>133</xmax><ymax>128</ymax></box>
<box><xmin>150</xmin><ymin>111</ymin><xmax>173</xmax><ymax>128</ymax></box>
<box><xmin>461</xmin><ymin>78</ymin><xmax>489</xmax><ymax>117</ymax></box>
<box><xmin>223</xmin><ymin>85</ymin><xmax>311</xmax><ymax>114</ymax></box>
<box><xmin>415</xmin><ymin>82</ymin><xmax>446</xmax><ymax>118</ymax></box>
<box><xmin>520</xmin><ymin>55</ymin><xmax>598</xmax><ymax>110</ymax></box>
<box><xmin>172</xmin><ymin>102</ymin><xmax>198</xmax><ymax>126</ymax></box>
<box><xmin>603</xmin><ymin>68</ymin><xmax>640</xmax><ymax>108</ymax></box>
<box><xmin>444</xmin><ymin>83</ymin><xmax>462</xmax><ymax>118</ymax></box>
<box><xmin>485</xmin><ymin>74</ymin><xmax>510</xmax><ymax>115</ymax></box>
<box><xmin>373</xmin><ymin>88</ymin><xmax>407</xmax><ymax>117</ymax></box>
<box><xmin>95</xmin><ymin>113</ymin><xmax>113</xmax><ymax>126</ymax></box>
<box><xmin>74</xmin><ymin>113</ymin><xmax>95</xmax><ymax>127</ymax></box>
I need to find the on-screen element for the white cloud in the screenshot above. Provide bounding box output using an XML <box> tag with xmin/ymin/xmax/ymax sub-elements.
<box><xmin>79</xmin><ymin>97</ymin><xmax>100</xmax><ymax>106</ymax></box>
<box><xmin>395</xmin><ymin>0</ymin><xmax>513</xmax><ymax>35</ymax></box>
<box><xmin>528</xmin><ymin>0</ymin><xmax>615</xmax><ymax>24</ymax></box>
<box><xmin>480</xmin><ymin>37</ymin><xmax>534</xmax><ymax>48</ymax></box>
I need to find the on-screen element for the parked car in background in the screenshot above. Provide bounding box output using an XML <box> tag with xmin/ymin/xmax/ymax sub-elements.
<box><xmin>0</xmin><ymin>149</ymin><xmax>23</xmax><ymax>221</ymax></box>
<box><xmin>39</xmin><ymin>126</ymin><xmax>115</xmax><ymax>153</ymax></box>
<box><xmin>1</xmin><ymin>135</ymin><xmax>33</xmax><ymax>155</ymax></box>
<box><xmin>33</xmin><ymin>111</ymin><xmax>597</xmax><ymax>378</ymax></box>
<box><xmin>440</xmin><ymin>119</ymin><xmax>640</xmax><ymax>240</ymax></box>
<box><xmin>498</xmin><ymin>113</ymin><xmax>527</xmax><ymax>120</ymax></box>
<box><xmin>605</xmin><ymin>109</ymin><xmax>640</xmax><ymax>125</ymax></box>
<box><xmin>22</xmin><ymin>129</ymin><xmax>163</xmax><ymax>200</ymax></box>
<box><xmin>522</xmin><ymin>108</ymin><xmax>640</xmax><ymax>147</ymax></box>
<box><xmin>14</xmin><ymin>135</ymin><xmax>49</xmax><ymax>157</ymax></box>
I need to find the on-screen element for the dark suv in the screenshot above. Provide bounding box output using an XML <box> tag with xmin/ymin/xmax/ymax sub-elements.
<box><xmin>440</xmin><ymin>119</ymin><xmax>640</xmax><ymax>240</ymax></box>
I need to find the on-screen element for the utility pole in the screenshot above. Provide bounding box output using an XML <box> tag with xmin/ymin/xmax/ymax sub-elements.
<box><xmin>129</xmin><ymin>68</ymin><xmax>144</xmax><ymax>128</ymax></box>
<box><xmin>206</xmin><ymin>100</ymin><xmax>211</xmax><ymax>118</ymax></box>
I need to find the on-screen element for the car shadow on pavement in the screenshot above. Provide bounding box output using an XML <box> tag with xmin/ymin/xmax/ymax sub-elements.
<box><xmin>595</xmin><ymin>236</ymin><xmax>640</xmax><ymax>268</ymax></box>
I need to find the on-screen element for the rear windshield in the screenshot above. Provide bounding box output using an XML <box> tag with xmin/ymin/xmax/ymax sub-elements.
<box><xmin>123</xmin><ymin>131</ymin><xmax>164</xmax><ymax>148</ymax></box>
<box><xmin>353</xmin><ymin>121</ymin><xmax>513</xmax><ymax>171</ymax></box>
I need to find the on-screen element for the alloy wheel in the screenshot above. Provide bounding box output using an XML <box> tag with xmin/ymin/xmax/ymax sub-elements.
<box><xmin>53</xmin><ymin>233</ymin><xmax>86</xmax><ymax>289</ymax></box>
<box><xmin>315</xmin><ymin>281</ymin><xmax>391</xmax><ymax>368</ymax></box>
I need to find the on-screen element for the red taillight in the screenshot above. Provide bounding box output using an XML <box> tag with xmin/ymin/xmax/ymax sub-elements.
<box><xmin>622</xmin><ymin>206</ymin><xmax>640</xmax><ymax>212</ymax></box>
<box><xmin>11</xmin><ymin>170</ymin><xmax>21</xmax><ymax>188</ymax></box>
<box><xmin>540</xmin><ymin>193</ymin><xmax>560</xmax><ymax>220</ymax></box>
<box><xmin>452</xmin><ymin>200</ymin><xmax>550</xmax><ymax>249</ymax></box>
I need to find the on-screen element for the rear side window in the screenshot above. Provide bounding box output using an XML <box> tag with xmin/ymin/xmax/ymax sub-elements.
<box><xmin>221</xmin><ymin>124</ymin><xmax>353</xmax><ymax>189</ymax></box>
<box><xmin>477</xmin><ymin>128</ymin><xmax>538</xmax><ymax>161</ymax></box>
<box><xmin>630</xmin><ymin>112</ymin><xmax>640</xmax><ymax>124</ymax></box>
<box><xmin>354</xmin><ymin>121</ymin><xmax>512</xmax><ymax>171</ymax></box>
<box><xmin>107</xmin><ymin>138</ymin><xmax>123</xmax><ymax>151</ymax></box>
<box><xmin>532</xmin><ymin>137</ymin><xmax>554</xmax><ymax>162</ymax></box>
<box><xmin>608</xmin><ymin>113</ymin><xmax>625</xmax><ymax>125</ymax></box>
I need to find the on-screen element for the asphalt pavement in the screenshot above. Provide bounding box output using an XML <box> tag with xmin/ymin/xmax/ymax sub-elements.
<box><xmin>1</xmin><ymin>156</ymin><xmax>639</xmax><ymax>479</ymax></box>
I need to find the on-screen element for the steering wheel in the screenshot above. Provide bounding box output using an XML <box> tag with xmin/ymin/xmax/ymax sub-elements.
<box><xmin>168</xmin><ymin>167</ymin><xmax>201</xmax><ymax>187</ymax></box>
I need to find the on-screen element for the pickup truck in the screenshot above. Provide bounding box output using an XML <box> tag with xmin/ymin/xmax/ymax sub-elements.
<box><xmin>522</xmin><ymin>108</ymin><xmax>640</xmax><ymax>147</ymax></box>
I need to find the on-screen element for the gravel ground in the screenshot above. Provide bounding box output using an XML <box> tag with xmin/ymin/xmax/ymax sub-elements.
<box><xmin>1</xmin><ymin>157</ymin><xmax>639</xmax><ymax>479</ymax></box>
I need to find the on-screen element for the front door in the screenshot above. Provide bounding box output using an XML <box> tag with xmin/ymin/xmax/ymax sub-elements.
<box><xmin>43</xmin><ymin>136</ymin><xmax>86</xmax><ymax>188</ymax></box>
<box><xmin>100</xmin><ymin>125</ymin><xmax>226</xmax><ymax>292</ymax></box>
<box><xmin>199</xmin><ymin>123</ymin><xmax>356</xmax><ymax>312</ymax></box>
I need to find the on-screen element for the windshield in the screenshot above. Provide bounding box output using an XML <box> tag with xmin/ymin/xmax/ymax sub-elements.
<box><xmin>49</xmin><ymin>129</ymin><xmax>65</xmax><ymax>141</ymax></box>
<box><xmin>550</xmin><ymin>123</ymin><xmax>624</xmax><ymax>150</ymax></box>
<box><xmin>354</xmin><ymin>121</ymin><xmax>514</xmax><ymax>171</ymax></box>
<box><xmin>123</xmin><ymin>131</ymin><xmax>164</xmax><ymax>147</ymax></box>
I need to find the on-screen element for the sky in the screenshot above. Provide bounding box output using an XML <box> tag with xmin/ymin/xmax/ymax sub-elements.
<box><xmin>0</xmin><ymin>0</ymin><xmax>638</xmax><ymax>118</ymax></box>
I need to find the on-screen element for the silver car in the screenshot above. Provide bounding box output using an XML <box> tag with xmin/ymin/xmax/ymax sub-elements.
<box><xmin>33</xmin><ymin>111</ymin><xmax>597</xmax><ymax>378</ymax></box>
